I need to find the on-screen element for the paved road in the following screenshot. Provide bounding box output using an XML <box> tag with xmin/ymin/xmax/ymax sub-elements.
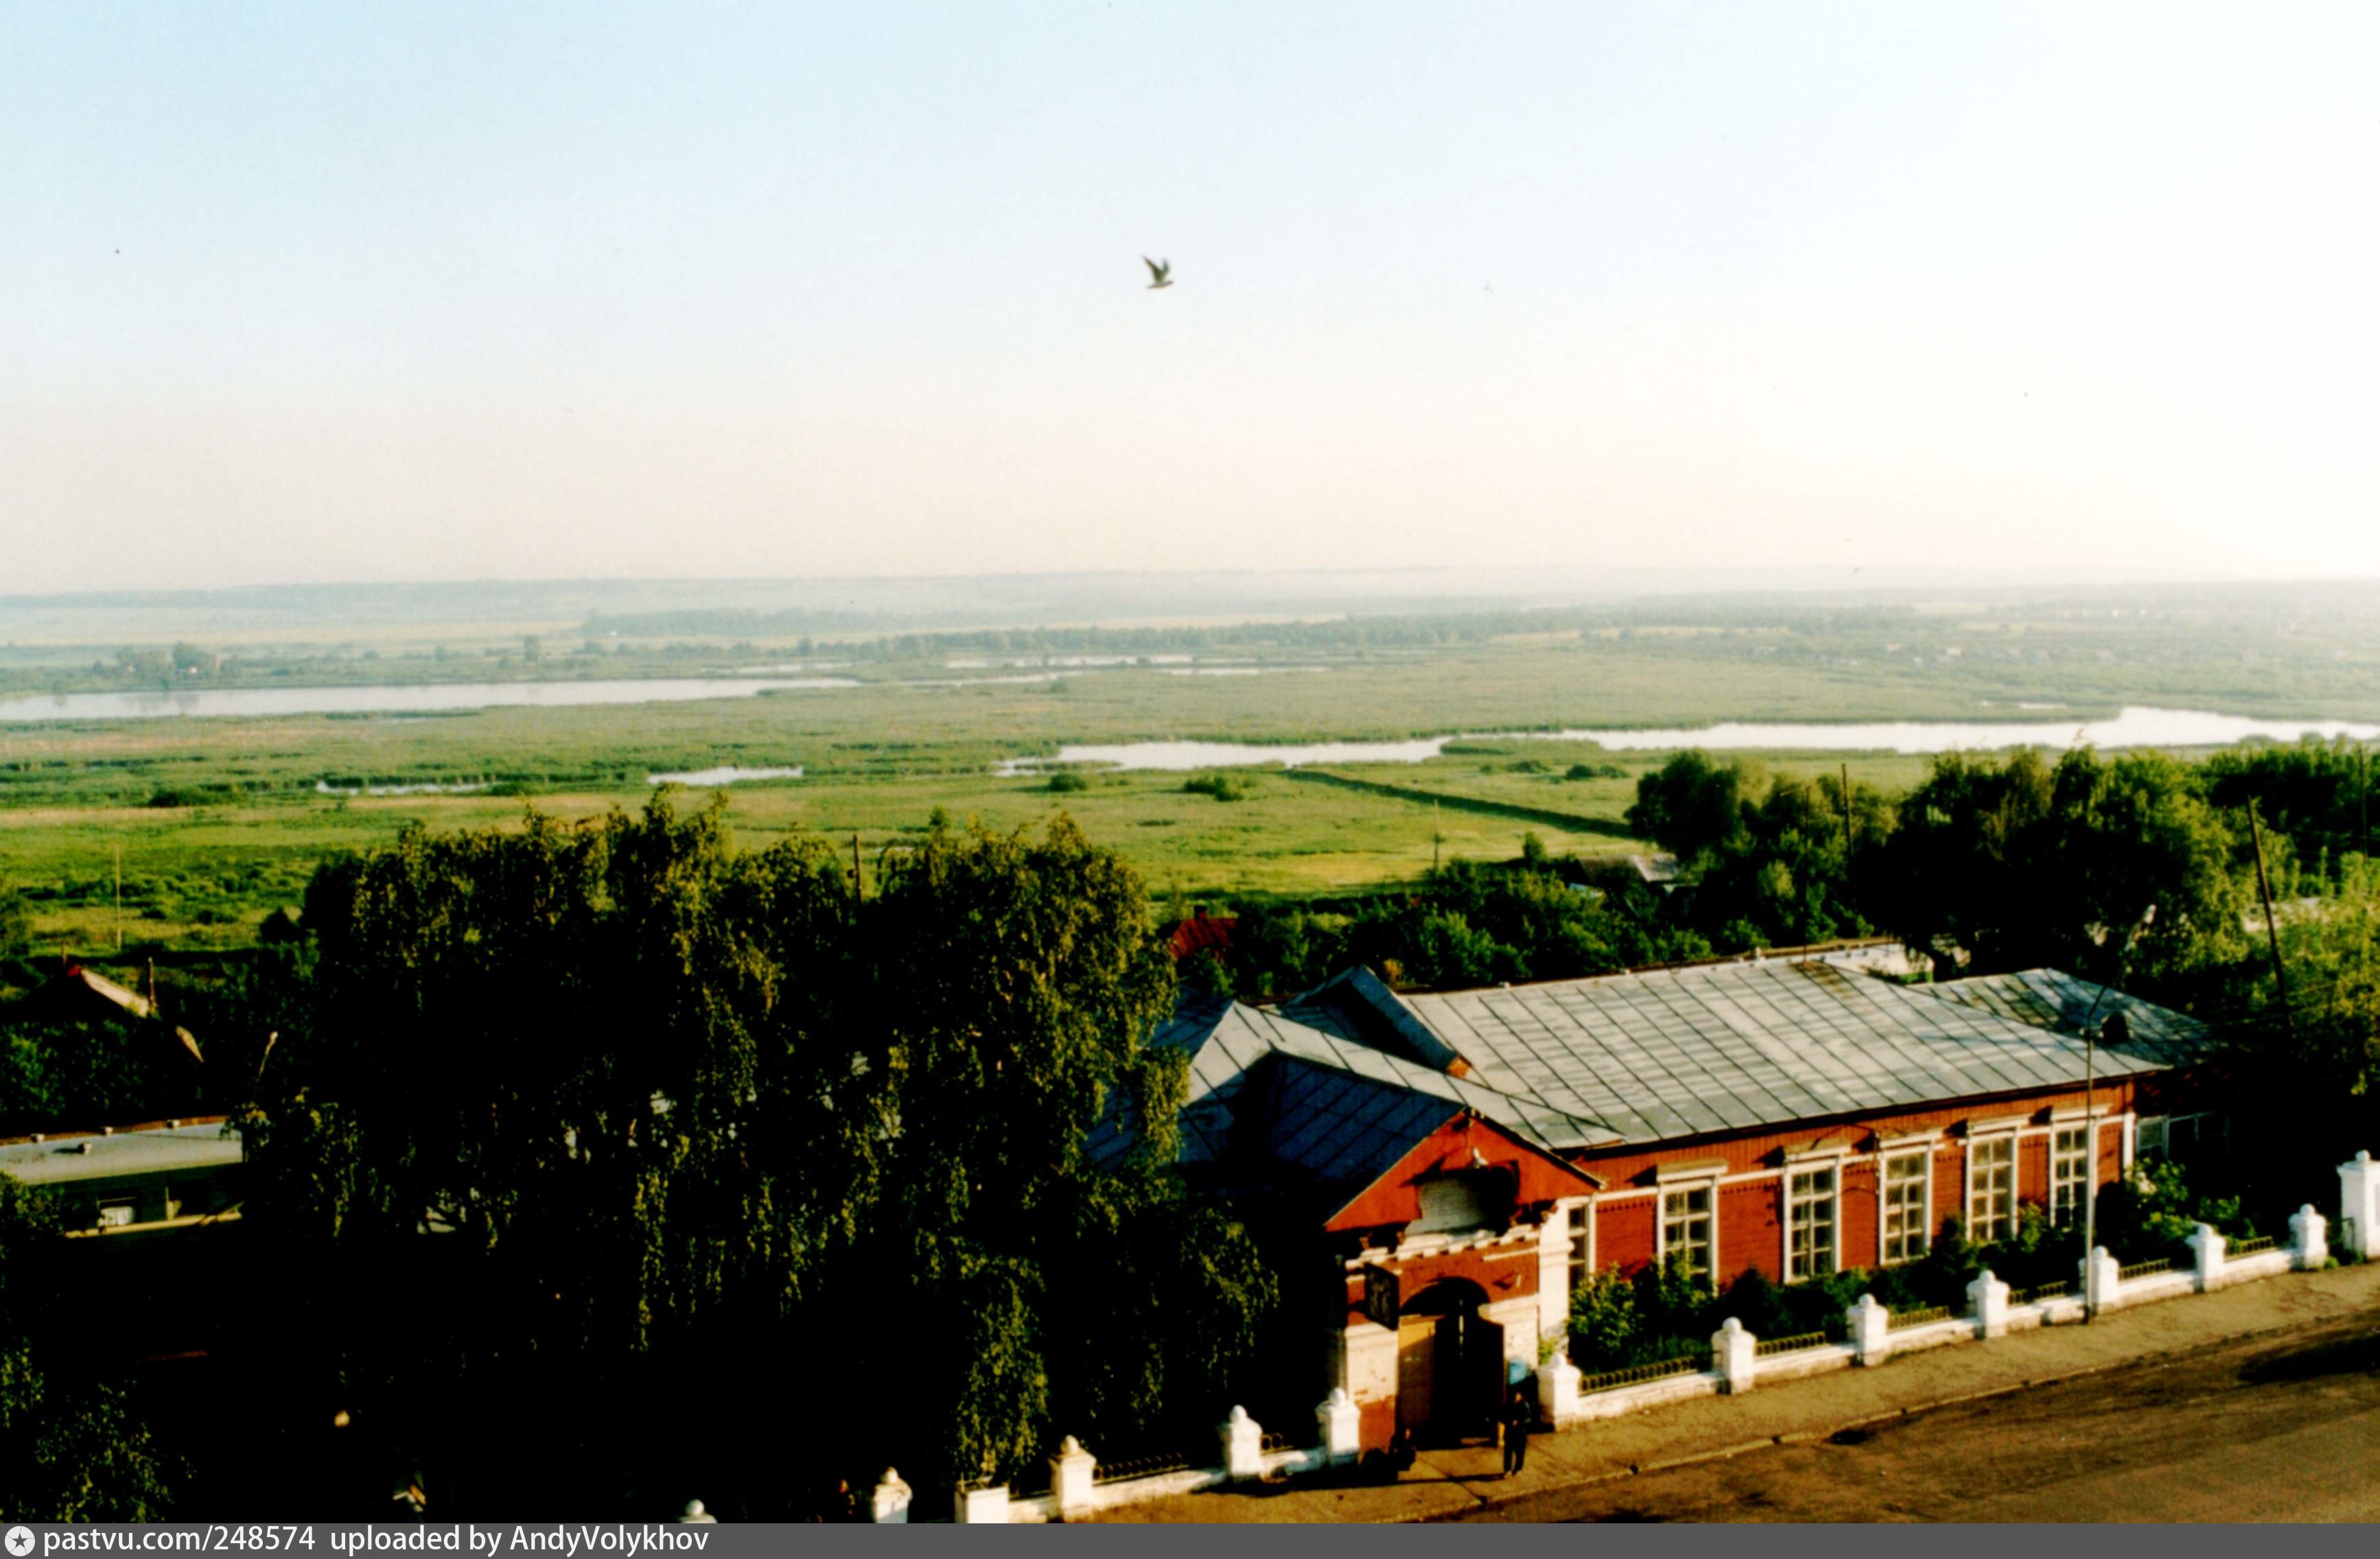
<box><xmin>1438</xmin><ymin>1312</ymin><xmax>2380</xmax><ymax>1523</ymax></box>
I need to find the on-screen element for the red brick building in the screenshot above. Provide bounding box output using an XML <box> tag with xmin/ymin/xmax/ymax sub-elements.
<box><xmin>1102</xmin><ymin>948</ymin><xmax>2213</xmax><ymax>1451</ymax></box>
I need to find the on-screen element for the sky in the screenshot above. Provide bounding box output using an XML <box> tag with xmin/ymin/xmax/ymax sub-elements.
<box><xmin>3</xmin><ymin>3</ymin><xmax>2377</xmax><ymax>596</ymax></box>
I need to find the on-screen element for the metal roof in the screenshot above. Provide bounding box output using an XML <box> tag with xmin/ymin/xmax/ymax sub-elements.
<box><xmin>0</xmin><ymin>1122</ymin><xmax>241</xmax><ymax>1185</ymax></box>
<box><xmin>1084</xmin><ymin>990</ymin><xmax>1618</xmax><ymax>1172</ymax></box>
<box><xmin>1910</xmin><ymin>969</ymin><xmax>2212</xmax><ymax>1068</ymax></box>
<box><xmin>1391</xmin><ymin>960</ymin><xmax>2196</xmax><ymax>1146</ymax></box>
<box><xmin>1259</xmin><ymin>1056</ymin><xmax>1462</xmax><ymax>1196</ymax></box>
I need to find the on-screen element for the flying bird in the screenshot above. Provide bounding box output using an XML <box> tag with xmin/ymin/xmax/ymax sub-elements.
<box><xmin>1143</xmin><ymin>256</ymin><xmax>1174</xmax><ymax>290</ymax></box>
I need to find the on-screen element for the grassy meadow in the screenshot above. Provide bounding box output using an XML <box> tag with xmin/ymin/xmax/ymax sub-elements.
<box><xmin>6</xmin><ymin>579</ymin><xmax>2377</xmax><ymax>960</ymax></box>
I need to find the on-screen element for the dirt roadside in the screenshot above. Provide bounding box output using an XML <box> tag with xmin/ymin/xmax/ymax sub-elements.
<box><xmin>1092</xmin><ymin>1257</ymin><xmax>2380</xmax><ymax>1523</ymax></box>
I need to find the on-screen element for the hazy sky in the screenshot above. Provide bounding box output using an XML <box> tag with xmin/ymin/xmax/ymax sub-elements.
<box><xmin>5</xmin><ymin>4</ymin><xmax>2377</xmax><ymax>595</ymax></box>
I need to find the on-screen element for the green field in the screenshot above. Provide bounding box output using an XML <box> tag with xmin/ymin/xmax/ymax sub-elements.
<box><xmin>5</xmin><ymin>579</ymin><xmax>2377</xmax><ymax>958</ymax></box>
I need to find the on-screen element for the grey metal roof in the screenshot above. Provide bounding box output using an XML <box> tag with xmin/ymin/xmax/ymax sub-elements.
<box><xmin>1391</xmin><ymin>960</ymin><xmax>2186</xmax><ymax>1146</ymax></box>
<box><xmin>1276</xmin><ymin>966</ymin><xmax>1467</xmax><ymax>1072</ymax></box>
<box><xmin>1084</xmin><ymin>990</ymin><xmax>1619</xmax><ymax>1171</ymax></box>
<box><xmin>1260</xmin><ymin>1057</ymin><xmax>1461</xmax><ymax>1197</ymax></box>
<box><xmin>0</xmin><ymin>1123</ymin><xmax>241</xmax><ymax>1185</ymax></box>
<box><xmin>1911</xmin><ymin>970</ymin><xmax>2212</xmax><ymax>1068</ymax></box>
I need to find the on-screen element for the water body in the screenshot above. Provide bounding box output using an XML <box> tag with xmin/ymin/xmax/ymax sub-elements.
<box><xmin>646</xmin><ymin>765</ymin><xmax>805</xmax><ymax>786</ymax></box>
<box><xmin>996</xmin><ymin>707</ymin><xmax>2380</xmax><ymax>773</ymax></box>
<box><xmin>0</xmin><ymin>677</ymin><xmax>861</xmax><ymax>723</ymax></box>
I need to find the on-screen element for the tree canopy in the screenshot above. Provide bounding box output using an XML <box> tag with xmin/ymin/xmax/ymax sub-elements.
<box><xmin>233</xmin><ymin>797</ymin><xmax>1272</xmax><ymax>1514</ymax></box>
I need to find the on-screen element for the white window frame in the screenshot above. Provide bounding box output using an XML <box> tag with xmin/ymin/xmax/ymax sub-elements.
<box><xmin>1880</xmin><ymin>1148</ymin><xmax>1933</xmax><ymax>1266</ymax></box>
<box><xmin>1657</xmin><ymin>1175</ymin><xmax>1719</xmax><ymax>1283</ymax></box>
<box><xmin>1965</xmin><ymin>1130</ymin><xmax>2018</xmax><ymax>1245</ymax></box>
<box><xmin>1563</xmin><ymin>1202</ymin><xmax>1594</xmax><ymax>1294</ymax></box>
<box><xmin>2049</xmin><ymin>1124</ymin><xmax>2090</xmax><ymax>1228</ymax></box>
<box><xmin>1784</xmin><ymin>1162</ymin><xmax>1841</xmax><ymax>1282</ymax></box>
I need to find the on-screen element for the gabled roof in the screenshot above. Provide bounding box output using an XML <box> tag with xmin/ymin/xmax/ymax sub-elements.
<box><xmin>1276</xmin><ymin>965</ymin><xmax>1469</xmax><ymax>1073</ymax></box>
<box><xmin>1909</xmin><ymin>969</ymin><xmax>2211</xmax><ymax>1068</ymax></box>
<box><xmin>1084</xmin><ymin>990</ymin><xmax>1619</xmax><ymax>1174</ymax></box>
<box><xmin>1386</xmin><ymin>959</ymin><xmax>2204</xmax><ymax>1146</ymax></box>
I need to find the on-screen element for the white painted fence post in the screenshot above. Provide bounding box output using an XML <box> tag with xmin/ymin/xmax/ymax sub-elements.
<box><xmin>1536</xmin><ymin>1348</ymin><xmax>1581</xmax><ymax>1427</ymax></box>
<box><xmin>953</xmin><ymin>1484</ymin><xmax>1010</xmax><ymax>1525</ymax></box>
<box><xmin>870</xmin><ymin>1469</ymin><xmax>912</xmax><ymax>1524</ymax></box>
<box><xmin>1968</xmin><ymin>1268</ymin><xmax>2009</xmax><ymax>1339</ymax></box>
<box><xmin>2186</xmin><ymin>1223</ymin><xmax>2226</xmax><ymax>1291</ymax></box>
<box><xmin>2340</xmin><ymin>1151</ymin><xmax>2379</xmax><ymax>1260</ymax></box>
<box><xmin>1316</xmin><ymin>1390</ymin><xmax>1360</xmax><ymax>1464</ymax></box>
<box><xmin>1847</xmin><ymin>1293</ymin><xmax>1889</xmax><ymax>1367</ymax></box>
<box><xmin>2082</xmin><ymin>1246</ymin><xmax>2122</xmax><ymax>1312</ymax></box>
<box><xmin>1049</xmin><ymin>1436</ymin><xmax>1097</xmax><ymax>1519</ymax></box>
<box><xmin>2290</xmin><ymin>1204</ymin><xmax>2329</xmax><ymax>1269</ymax></box>
<box><xmin>1218</xmin><ymin>1405</ymin><xmax>1264</xmax><ymax>1481</ymax></box>
<box><xmin>1712</xmin><ymin>1317</ymin><xmax>1756</xmax><ymax>1394</ymax></box>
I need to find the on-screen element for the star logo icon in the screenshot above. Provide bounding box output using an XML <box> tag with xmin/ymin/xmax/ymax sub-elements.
<box><xmin>6</xmin><ymin>1525</ymin><xmax>36</xmax><ymax>1557</ymax></box>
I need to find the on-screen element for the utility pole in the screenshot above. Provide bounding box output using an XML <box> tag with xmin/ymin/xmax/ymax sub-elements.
<box><xmin>1432</xmin><ymin>800</ymin><xmax>1441</xmax><ymax>874</ymax></box>
<box><xmin>113</xmin><ymin>844</ymin><xmax>123</xmax><ymax>953</ymax></box>
<box><xmin>2245</xmin><ymin>800</ymin><xmax>2294</xmax><ymax>1045</ymax></box>
<box><xmin>852</xmin><ymin>833</ymin><xmax>864</xmax><ymax>904</ymax></box>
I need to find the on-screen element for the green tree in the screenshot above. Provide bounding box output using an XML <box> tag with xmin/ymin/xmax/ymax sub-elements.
<box><xmin>234</xmin><ymin>801</ymin><xmax>1271</xmax><ymax>1509</ymax></box>
<box><xmin>0</xmin><ymin>1178</ymin><xmax>180</xmax><ymax>1520</ymax></box>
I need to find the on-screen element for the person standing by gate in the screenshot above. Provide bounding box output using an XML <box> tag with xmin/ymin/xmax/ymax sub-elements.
<box><xmin>1500</xmin><ymin>1383</ymin><xmax>1535</xmax><ymax>1478</ymax></box>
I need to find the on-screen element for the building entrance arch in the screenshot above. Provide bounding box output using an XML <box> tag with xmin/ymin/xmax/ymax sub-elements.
<box><xmin>1394</xmin><ymin>1278</ymin><xmax>1503</xmax><ymax>1442</ymax></box>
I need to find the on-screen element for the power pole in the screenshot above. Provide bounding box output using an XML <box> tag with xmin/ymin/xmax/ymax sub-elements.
<box><xmin>113</xmin><ymin>844</ymin><xmax>124</xmax><ymax>953</ymax></box>
<box><xmin>2245</xmin><ymin>800</ymin><xmax>2294</xmax><ymax>1045</ymax></box>
<box><xmin>852</xmin><ymin>833</ymin><xmax>864</xmax><ymax>904</ymax></box>
<box><xmin>1432</xmin><ymin>800</ymin><xmax>1441</xmax><ymax>874</ymax></box>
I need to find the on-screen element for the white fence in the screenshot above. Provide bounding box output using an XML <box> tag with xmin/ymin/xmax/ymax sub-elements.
<box><xmin>889</xmin><ymin>1155</ymin><xmax>2372</xmax><ymax>1523</ymax></box>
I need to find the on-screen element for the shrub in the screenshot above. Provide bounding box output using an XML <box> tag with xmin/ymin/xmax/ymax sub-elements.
<box><xmin>1183</xmin><ymin>773</ymin><xmax>1249</xmax><ymax>802</ymax></box>
<box><xmin>1045</xmin><ymin>771</ymin><xmax>1088</xmax><ymax>793</ymax></box>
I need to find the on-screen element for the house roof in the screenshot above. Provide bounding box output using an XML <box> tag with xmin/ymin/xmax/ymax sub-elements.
<box><xmin>1910</xmin><ymin>969</ymin><xmax>2212</xmax><ymax>1068</ymax></box>
<box><xmin>0</xmin><ymin>1120</ymin><xmax>240</xmax><ymax>1185</ymax></box>
<box><xmin>1384</xmin><ymin>959</ymin><xmax>2208</xmax><ymax>1147</ymax></box>
<box><xmin>1084</xmin><ymin>990</ymin><xmax>1619</xmax><ymax>1175</ymax></box>
<box><xmin>1163</xmin><ymin>913</ymin><xmax>1237</xmax><ymax>961</ymax></box>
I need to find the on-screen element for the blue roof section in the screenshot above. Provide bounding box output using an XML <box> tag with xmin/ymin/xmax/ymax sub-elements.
<box><xmin>1084</xmin><ymin>988</ymin><xmax>1620</xmax><ymax>1173</ymax></box>
<box><xmin>1276</xmin><ymin>965</ymin><xmax>1467</xmax><ymax>1072</ymax></box>
<box><xmin>1261</xmin><ymin>1057</ymin><xmax>1460</xmax><ymax>1197</ymax></box>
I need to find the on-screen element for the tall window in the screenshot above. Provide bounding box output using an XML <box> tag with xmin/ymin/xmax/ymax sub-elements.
<box><xmin>1882</xmin><ymin>1151</ymin><xmax>1931</xmax><ymax>1264</ymax></box>
<box><xmin>1969</xmin><ymin>1136</ymin><xmax>2016</xmax><ymax>1245</ymax></box>
<box><xmin>1786</xmin><ymin>1167</ymin><xmax>1837</xmax><ymax>1281</ymax></box>
<box><xmin>2051</xmin><ymin>1126</ymin><xmax>2090</xmax><ymax>1227</ymax></box>
<box><xmin>1565</xmin><ymin>1205</ymin><xmax>1591</xmax><ymax>1293</ymax></box>
<box><xmin>1662</xmin><ymin>1184</ymin><xmax>1714</xmax><ymax>1281</ymax></box>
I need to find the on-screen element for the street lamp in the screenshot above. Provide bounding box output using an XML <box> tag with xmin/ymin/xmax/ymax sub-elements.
<box><xmin>2076</xmin><ymin>904</ymin><xmax>2156</xmax><ymax>1322</ymax></box>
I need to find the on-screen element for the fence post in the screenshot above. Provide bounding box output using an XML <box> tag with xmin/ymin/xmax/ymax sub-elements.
<box><xmin>2082</xmin><ymin>1246</ymin><xmax>2122</xmax><ymax>1312</ymax></box>
<box><xmin>2289</xmin><ymin>1204</ymin><xmax>2329</xmax><ymax>1269</ymax></box>
<box><xmin>1536</xmin><ymin>1348</ymin><xmax>1581</xmax><ymax>1427</ymax></box>
<box><xmin>2186</xmin><ymin>1223</ymin><xmax>2226</xmax><ymax>1292</ymax></box>
<box><xmin>1967</xmin><ymin>1268</ymin><xmax>2009</xmax><ymax>1339</ymax></box>
<box><xmin>1218</xmin><ymin>1405</ymin><xmax>1265</xmax><ymax>1481</ymax></box>
<box><xmin>1712</xmin><ymin>1317</ymin><xmax>1756</xmax><ymax>1394</ymax></box>
<box><xmin>869</xmin><ymin>1469</ymin><xmax>912</xmax><ymax>1524</ymax></box>
<box><xmin>1847</xmin><ymin>1293</ymin><xmax>1889</xmax><ymax>1367</ymax></box>
<box><xmin>953</xmin><ymin>1484</ymin><xmax>1010</xmax><ymax>1525</ymax></box>
<box><xmin>1049</xmin><ymin>1436</ymin><xmax>1097</xmax><ymax>1519</ymax></box>
<box><xmin>2340</xmin><ymin>1151</ymin><xmax>2379</xmax><ymax>1260</ymax></box>
<box><xmin>1316</xmin><ymin>1389</ymin><xmax>1360</xmax><ymax>1464</ymax></box>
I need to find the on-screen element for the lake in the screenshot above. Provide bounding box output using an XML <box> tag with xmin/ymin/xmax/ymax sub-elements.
<box><xmin>996</xmin><ymin>707</ymin><xmax>2380</xmax><ymax>773</ymax></box>
<box><xmin>0</xmin><ymin>677</ymin><xmax>860</xmax><ymax>723</ymax></box>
